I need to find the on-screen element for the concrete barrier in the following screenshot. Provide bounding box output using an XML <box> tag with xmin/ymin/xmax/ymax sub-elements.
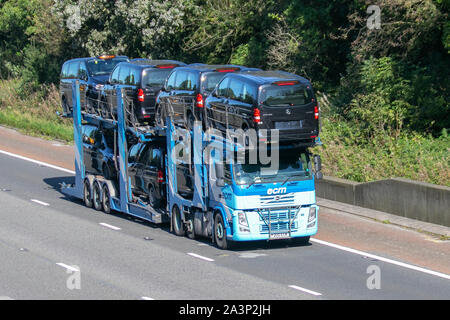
<box><xmin>316</xmin><ymin>176</ymin><xmax>450</xmax><ymax>227</ymax></box>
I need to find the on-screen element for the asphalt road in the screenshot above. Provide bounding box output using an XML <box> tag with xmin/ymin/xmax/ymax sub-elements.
<box><xmin>0</xmin><ymin>152</ymin><xmax>449</xmax><ymax>300</ymax></box>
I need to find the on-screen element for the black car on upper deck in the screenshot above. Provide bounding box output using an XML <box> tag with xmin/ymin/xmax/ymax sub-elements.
<box><xmin>102</xmin><ymin>59</ymin><xmax>185</xmax><ymax>124</ymax></box>
<box><xmin>204</xmin><ymin>70</ymin><xmax>320</xmax><ymax>144</ymax></box>
<box><xmin>59</xmin><ymin>55</ymin><xmax>129</xmax><ymax>116</ymax></box>
<box><xmin>156</xmin><ymin>64</ymin><xmax>259</xmax><ymax>129</ymax></box>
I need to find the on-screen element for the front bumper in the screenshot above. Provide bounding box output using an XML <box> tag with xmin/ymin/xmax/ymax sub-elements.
<box><xmin>227</xmin><ymin>205</ymin><xmax>318</xmax><ymax>242</ymax></box>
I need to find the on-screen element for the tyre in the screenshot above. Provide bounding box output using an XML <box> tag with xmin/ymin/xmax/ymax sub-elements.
<box><xmin>185</xmin><ymin>112</ymin><xmax>195</xmax><ymax>131</ymax></box>
<box><xmin>147</xmin><ymin>184</ymin><xmax>158</xmax><ymax>208</ymax></box>
<box><xmin>83</xmin><ymin>179</ymin><xmax>93</xmax><ymax>208</ymax></box>
<box><xmin>214</xmin><ymin>213</ymin><xmax>232</xmax><ymax>250</ymax></box>
<box><xmin>62</xmin><ymin>97</ymin><xmax>69</xmax><ymax>115</ymax></box>
<box><xmin>92</xmin><ymin>180</ymin><xmax>102</xmax><ymax>211</ymax></box>
<box><xmin>291</xmin><ymin>236</ymin><xmax>310</xmax><ymax>245</ymax></box>
<box><xmin>186</xmin><ymin>213</ymin><xmax>196</xmax><ymax>240</ymax></box>
<box><xmin>154</xmin><ymin>106</ymin><xmax>164</xmax><ymax>127</ymax></box>
<box><xmin>102</xmin><ymin>184</ymin><xmax>111</xmax><ymax>214</ymax></box>
<box><xmin>172</xmin><ymin>205</ymin><xmax>185</xmax><ymax>236</ymax></box>
<box><xmin>102</xmin><ymin>163</ymin><xmax>111</xmax><ymax>180</ymax></box>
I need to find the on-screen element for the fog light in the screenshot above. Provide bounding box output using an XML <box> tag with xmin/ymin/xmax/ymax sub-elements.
<box><xmin>239</xmin><ymin>226</ymin><xmax>250</xmax><ymax>233</ymax></box>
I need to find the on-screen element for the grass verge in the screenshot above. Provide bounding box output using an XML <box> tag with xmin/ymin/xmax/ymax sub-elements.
<box><xmin>0</xmin><ymin>79</ymin><xmax>73</xmax><ymax>142</ymax></box>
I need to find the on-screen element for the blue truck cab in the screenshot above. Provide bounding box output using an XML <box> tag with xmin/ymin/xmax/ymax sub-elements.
<box><xmin>165</xmin><ymin>119</ymin><xmax>321</xmax><ymax>249</ymax></box>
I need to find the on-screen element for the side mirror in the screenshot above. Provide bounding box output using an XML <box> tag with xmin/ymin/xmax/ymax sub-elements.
<box><xmin>313</xmin><ymin>155</ymin><xmax>323</xmax><ymax>180</ymax></box>
<box><xmin>215</xmin><ymin>162</ymin><xmax>225</xmax><ymax>186</ymax></box>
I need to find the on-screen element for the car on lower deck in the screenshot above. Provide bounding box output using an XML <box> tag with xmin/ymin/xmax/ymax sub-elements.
<box><xmin>127</xmin><ymin>139</ymin><xmax>168</xmax><ymax>208</ymax></box>
<box><xmin>81</xmin><ymin>124</ymin><xmax>118</xmax><ymax>180</ymax></box>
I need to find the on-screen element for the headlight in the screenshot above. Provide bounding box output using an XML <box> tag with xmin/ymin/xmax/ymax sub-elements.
<box><xmin>95</xmin><ymin>84</ymin><xmax>104</xmax><ymax>91</ymax></box>
<box><xmin>238</xmin><ymin>212</ymin><xmax>248</xmax><ymax>227</ymax></box>
<box><xmin>308</xmin><ymin>207</ymin><xmax>316</xmax><ymax>223</ymax></box>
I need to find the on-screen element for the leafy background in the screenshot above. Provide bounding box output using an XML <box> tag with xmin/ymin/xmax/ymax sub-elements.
<box><xmin>0</xmin><ymin>0</ymin><xmax>448</xmax><ymax>185</ymax></box>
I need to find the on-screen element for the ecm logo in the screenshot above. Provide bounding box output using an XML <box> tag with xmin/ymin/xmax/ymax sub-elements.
<box><xmin>267</xmin><ymin>187</ymin><xmax>287</xmax><ymax>195</ymax></box>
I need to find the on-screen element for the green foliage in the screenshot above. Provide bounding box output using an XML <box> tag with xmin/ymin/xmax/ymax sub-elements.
<box><xmin>0</xmin><ymin>0</ymin><xmax>448</xmax><ymax>186</ymax></box>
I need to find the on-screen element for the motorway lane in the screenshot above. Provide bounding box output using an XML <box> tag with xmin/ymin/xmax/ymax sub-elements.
<box><xmin>0</xmin><ymin>153</ymin><xmax>449</xmax><ymax>299</ymax></box>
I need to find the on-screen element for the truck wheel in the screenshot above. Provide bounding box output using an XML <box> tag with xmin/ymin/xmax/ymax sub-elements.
<box><xmin>292</xmin><ymin>236</ymin><xmax>310</xmax><ymax>245</ymax></box>
<box><xmin>186</xmin><ymin>214</ymin><xmax>196</xmax><ymax>240</ymax></box>
<box><xmin>172</xmin><ymin>205</ymin><xmax>186</xmax><ymax>236</ymax></box>
<box><xmin>92</xmin><ymin>181</ymin><xmax>102</xmax><ymax>211</ymax></box>
<box><xmin>186</xmin><ymin>112</ymin><xmax>195</xmax><ymax>131</ymax></box>
<box><xmin>83</xmin><ymin>179</ymin><xmax>93</xmax><ymax>208</ymax></box>
<box><xmin>148</xmin><ymin>184</ymin><xmax>158</xmax><ymax>208</ymax></box>
<box><xmin>102</xmin><ymin>184</ymin><xmax>111</xmax><ymax>214</ymax></box>
<box><xmin>102</xmin><ymin>163</ymin><xmax>111</xmax><ymax>180</ymax></box>
<box><xmin>214</xmin><ymin>213</ymin><xmax>232</xmax><ymax>250</ymax></box>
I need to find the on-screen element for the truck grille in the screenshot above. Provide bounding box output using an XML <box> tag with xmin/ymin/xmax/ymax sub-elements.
<box><xmin>259</xmin><ymin>194</ymin><xmax>295</xmax><ymax>207</ymax></box>
<box><xmin>260</xmin><ymin>221</ymin><xmax>298</xmax><ymax>233</ymax></box>
<box><xmin>256</xmin><ymin>207</ymin><xmax>300</xmax><ymax>234</ymax></box>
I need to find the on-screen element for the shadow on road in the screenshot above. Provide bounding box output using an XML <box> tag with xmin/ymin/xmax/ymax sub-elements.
<box><xmin>42</xmin><ymin>176</ymin><xmax>312</xmax><ymax>252</ymax></box>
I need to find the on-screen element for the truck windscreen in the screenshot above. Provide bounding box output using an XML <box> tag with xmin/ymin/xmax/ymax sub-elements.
<box><xmin>260</xmin><ymin>84</ymin><xmax>313</xmax><ymax>106</ymax></box>
<box><xmin>232</xmin><ymin>149</ymin><xmax>311</xmax><ymax>185</ymax></box>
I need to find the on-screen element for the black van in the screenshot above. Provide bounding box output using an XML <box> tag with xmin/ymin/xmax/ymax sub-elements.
<box><xmin>81</xmin><ymin>124</ymin><xmax>117</xmax><ymax>180</ymax></box>
<box><xmin>59</xmin><ymin>55</ymin><xmax>129</xmax><ymax>116</ymax></box>
<box><xmin>127</xmin><ymin>139</ymin><xmax>167</xmax><ymax>208</ymax></box>
<box><xmin>156</xmin><ymin>65</ymin><xmax>256</xmax><ymax>129</ymax></box>
<box><xmin>204</xmin><ymin>70</ymin><xmax>320</xmax><ymax>143</ymax></box>
<box><xmin>102</xmin><ymin>59</ymin><xmax>185</xmax><ymax>124</ymax></box>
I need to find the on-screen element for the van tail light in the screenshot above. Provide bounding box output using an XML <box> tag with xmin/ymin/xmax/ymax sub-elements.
<box><xmin>196</xmin><ymin>93</ymin><xmax>204</xmax><ymax>108</ymax></box>
<box><xmin>314</xmin><ymin>105</ymin><xmax>319</xmax><ymax>120</ymax></box>
<box><xmin>157</xmin><ymin>169</ymin><xmax>164</xmax><ymax>183</ymax></box>
<box><xmin>253</xmin><ymin>108</ymin><xmax>261</xmax><ymax>124</ymax></box>
<box><xmin>137</xmin><ymin>88</ymin><xmax>145</xmax><ymax>102</ymax></box>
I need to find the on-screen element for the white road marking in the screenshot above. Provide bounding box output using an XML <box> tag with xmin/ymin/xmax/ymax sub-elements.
<box><xmin>99</xmin><ymin>223</ymin><xmax>121</xmax><ymax>231</ymax></box>
<box><xmin>289</xmin><ymin>285</ymin><xmax>322</xmax><ymax>296</ymax></box>
<box><xmin>0</xmin><ymin>149</ymin><xmax>75</xmax><ymax>174</ymax></box>
<box><xmin>239</xmin><ymin>252</ymin><xmax>267</xmax><ymax>258</ymax></box>
<box><xmin>56</xmin><ymin>263</ymin><xmax>79</xmax><ymax>272</ymax></box>
<box><xmin>187</xmin><ymin>252</ymin><xmax>215</xmax><ymax>262</ymax></box>
<box><xmin>310</xmin><ymin>238</ymin><xmax>450</xmax><ymax>281</ymax></box>
<box><xmin>141</xmin><ymin>296</ymin><xmax>154</xmax><ymax>300</ymax></box>
<box><xmin>2</xmin><ymin>149</ymin><xmax>449</xmax><ymax>281</ymax></box>
<box><xmin>31</xmin><ymin>199</ymin><xmax>50</xmax><ymax>206</ymax></box>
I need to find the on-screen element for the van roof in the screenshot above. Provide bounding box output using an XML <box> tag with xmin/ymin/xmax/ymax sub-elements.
<box><xmin>231</xmin><ymin>70</ymin><xmax>311</xmax><ymax>86</ymax></box>
<box><xmin>129</xmin><ymin>59</ymin><xmax>186</xmax><ymax>67</ymax></box>
<box><xmin>63</xmin><ymin>56</ymin><xmax>129</xmax><ymax>64</ymax></box>
<box><xmin>176</xmin><ymin>64</ymin><xmax>247</xmax><ymax>73</ymax></box>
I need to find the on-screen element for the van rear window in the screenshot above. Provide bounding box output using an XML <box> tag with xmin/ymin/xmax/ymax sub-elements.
<box><xmin>86</xmin><ymin>58</ymin><xmax>128</xmax><ymax>76</ymax></box>
<box><xmin>260</xmin><ymin>84</ymin><xmax>313</xmax><ymax>106</ymax></box>
<box><xmin>201</xmin><ymin>72</ymin><xmax>228</xmax><ymax>93</ymax></box>
<box><xmin>142</xmin><ymin>68</ymin><xmax>172</xmax><ymax>87</ymax></box>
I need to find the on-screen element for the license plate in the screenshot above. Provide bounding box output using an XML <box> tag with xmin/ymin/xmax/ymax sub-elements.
<box><xmin>269</xmin><ymin>232</ymin><xmax>290</xmax><ymax>239</ymax></box>
<box><xmin>274</xmin><ymin>120</ymin><xmax>303</xmax><ymax>129</ymax></box>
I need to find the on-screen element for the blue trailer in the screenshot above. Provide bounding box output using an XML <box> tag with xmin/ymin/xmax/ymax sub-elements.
<box><xmin>62</xmin><ymin>81</ymin><xmax>322</xmax><ymax>249</ymax></box>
